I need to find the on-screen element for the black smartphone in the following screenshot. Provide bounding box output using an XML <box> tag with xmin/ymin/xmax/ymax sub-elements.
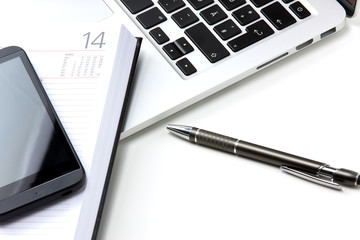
<box><xmin>0</xmin><ymin>46</ymin><xmax>85</xmax><ymax>221</ymax></box>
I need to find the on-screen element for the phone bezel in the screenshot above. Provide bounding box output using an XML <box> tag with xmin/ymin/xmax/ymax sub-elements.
<box><xmin>0</xmin><ymin>46</ymin><xmax>85</xmax><ymax>221</ymax></box>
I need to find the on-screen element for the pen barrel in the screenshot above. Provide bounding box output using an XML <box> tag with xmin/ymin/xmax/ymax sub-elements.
<box><xmin>234</xmin><ymin>140</ymin><xmax>324</xmax><ymax>173</ymax></box>
<box><xmin>191</xmin><ymin>128</ymin><xmax>324</xmax><ymax>173</ymax></box>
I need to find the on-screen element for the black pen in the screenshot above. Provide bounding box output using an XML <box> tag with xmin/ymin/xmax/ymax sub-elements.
<box><xmin>167</xmin><ymin>124</ymin><xmax>360</xmax><ymax>190</ymax></box>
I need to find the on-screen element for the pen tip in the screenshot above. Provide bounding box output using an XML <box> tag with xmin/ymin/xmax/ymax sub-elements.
<box><xmin>166</xmin><ymin>124</ymin><xmax>186</xmax><ymax>130</ymax></box>
<box><xmin>166</xmin><ymin>124</ymin><xmax>192</xmax><ymax>140</ymax></box>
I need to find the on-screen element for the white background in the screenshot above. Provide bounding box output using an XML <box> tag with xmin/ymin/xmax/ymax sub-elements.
<box><xmin>98</xmin><ymin>9</ymin><xmax>360</xmax><ymax>240</ymax></box>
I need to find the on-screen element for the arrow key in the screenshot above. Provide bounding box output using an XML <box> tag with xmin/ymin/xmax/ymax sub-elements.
<box><xmin>176</xmin><ymin>58</ymin><xmax>197</xmax><ymax>76</ymax></box>
<box><xmin>174</xmin><ymin>37</ymin><xmax>194</xmax><ymax>54</ymax></box>
<box><xmin>163</xmin><ymin>43</ymin><xmax>183</xmax><ymax>60</ymax></box>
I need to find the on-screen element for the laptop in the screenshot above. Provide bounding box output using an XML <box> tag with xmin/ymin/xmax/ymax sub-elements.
<box><xmin>113</xmin><ymin>0</ymin><xmax>358</xmax><ymax>138</ymax></box>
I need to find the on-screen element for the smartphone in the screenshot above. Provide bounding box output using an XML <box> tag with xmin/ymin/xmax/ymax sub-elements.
<box><xmin>0</xmin><ymin>46</ymin><xmax>85</xmax><ymax>221</ymax></box>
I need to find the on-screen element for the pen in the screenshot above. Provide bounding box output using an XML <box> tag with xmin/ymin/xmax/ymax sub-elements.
<box><xmin>167</xmin><ymin>124</ymin><xmax>360</xmax><ymax>190</ymax></box>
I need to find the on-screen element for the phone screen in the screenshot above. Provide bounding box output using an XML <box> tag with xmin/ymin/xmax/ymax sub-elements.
<box><xmin>0</xmin><ymin>54</ymin><xmax>79</xmax><ymax>198</ymax></box>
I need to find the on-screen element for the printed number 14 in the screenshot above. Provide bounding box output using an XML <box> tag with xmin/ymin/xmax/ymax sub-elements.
<box><xmin>83</xmin><ymin>32</ymin><xmax>106</xmax><ymax>49</ymax></box>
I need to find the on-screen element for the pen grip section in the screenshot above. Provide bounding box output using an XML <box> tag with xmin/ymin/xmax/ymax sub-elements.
<box><xmin>190</xmin><ymin>128</ymin><xmax>238</xmax><ymax>154</ymax></box>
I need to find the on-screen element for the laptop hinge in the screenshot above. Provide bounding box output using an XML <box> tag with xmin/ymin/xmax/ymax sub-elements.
<box><xmin>337</xmin><ymin>0</ymin><xmax>358</xmax><ymax>16</ymax></box>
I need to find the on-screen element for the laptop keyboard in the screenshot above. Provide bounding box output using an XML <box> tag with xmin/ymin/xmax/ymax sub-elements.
<box><xmin>120</xmin><ymin>0</ymin><xmax>311</xmax><ymax>77</ymax></box>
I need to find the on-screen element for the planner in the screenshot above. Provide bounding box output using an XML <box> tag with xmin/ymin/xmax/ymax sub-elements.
<box><xmin>0</xmin><ymin>17</ymin><xmax>141</xmax><ymax>240</ymax></box>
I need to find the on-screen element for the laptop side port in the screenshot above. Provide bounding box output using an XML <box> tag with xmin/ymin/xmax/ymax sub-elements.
<box><xmin>321</xmin><ymin>27</ymin><xmax>336</xmax><ymax>39</ymax></box>
<box><xmin>296</xmin><ymin>39</ymin><xmax>313</xmax><ymax>50</ymax></box>
<box><xmin>256</xmin><ymin>52</ymin><xmax>289</xmax><ymax>70</ymax></box>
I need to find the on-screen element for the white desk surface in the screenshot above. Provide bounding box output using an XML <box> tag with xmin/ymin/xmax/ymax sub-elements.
<box><xmin>98</xmin><ymin>14</ymin><xmax>360</xmax><ymax>240</ymax></box>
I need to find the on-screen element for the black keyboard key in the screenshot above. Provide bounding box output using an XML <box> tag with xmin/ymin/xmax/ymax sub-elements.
<box><xmin>214</xmin><ymin>19</ymin><xmax>241</xmax><ymax>40</ymax></box>
<box><xmin>290</xmin><ymin>1</ymin><xmax>311</xmax><ymax>19</ymax></box>
<box><xmin>261</xmin><ymin>2</ymin><xmax>296</xmax><ymax>30</ymax></box>
<box><xmin>172</xmin><ymin>7</ymin><xmax>199</xmax><ymax>28</ymax></box>
<box><xmin>219</xmin><ymin>0</ymin><xmax>246</xmax><ymax>10</ymax></box>
<box><xmin>174</xmin><ymin>37</ymin><xmax>194</xmax><ymax>54</ymax></box>
<box><xmin>228</xmin><ymin>20</ymin><xmax>274</xmax><ymax>52</ymax></box>
<box><xmin>163</xmin><ymin>43</ymin><xmax>183</xmax><ymax>59</ymax></box>
<box><xmin>250</xmin><ymin>0</ymin><xmax>273</xmax><ymax>7</ymax></box>
<box><xmin>185</xmin><ymin>23</ymin><xmax>230</xmax><ymax>63</ymax></box>
<box><xmin>282</xmin><ymin>0</ymin><xmax>294</xmax><ymax>3</ymax></box>
<box><xmin>121</xmin><ymin>0</ymin><xmax>154</xmax><ymax>14</ymax></box>
<box><xmin>150</xmin><ymin>27</ymin><xmax>170</xmax><ymax>44</ymax></box>
<box><xmin>187</xmin><ymin>0</ymin><xmax>214</xmax><ymax>10</ymax></box>
<box><xmin>137</xmin><ymin>7</ymin><xmax>167</xmax><ymax>29</ymax></box>
<box><xmin>233</xmin><ymin>5</ymin><xmax>260</xmax><ymax>26</ymax></box>
<box><xmin>200</xmin><ymin>5</ymin><xmax>228</xmax><ymax>25</ymax></box>
<box><xmin>176</xmin><ymin>58</ymin><xmax>197</xmax><ymax>76</ymax></box>
<box><xmin>158</xmin><ymin>0</ymin><xmax>185</xmax><ymax>13</ymax></box>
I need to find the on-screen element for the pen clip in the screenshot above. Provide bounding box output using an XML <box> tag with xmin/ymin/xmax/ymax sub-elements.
<box><xmin>280</xmin><ymin>166</ymin><xmax>342</xmax><ymax>190</ymax></box>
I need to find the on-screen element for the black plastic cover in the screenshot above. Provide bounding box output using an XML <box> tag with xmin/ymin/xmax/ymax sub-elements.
<box><xmin>337</xmin><ymin>0</ymin><xmax>357</xmax><ymax>16</ymax></box>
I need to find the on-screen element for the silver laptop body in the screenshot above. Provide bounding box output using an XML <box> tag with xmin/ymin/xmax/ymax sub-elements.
<box><xmin>114</xmin><ymin>0</ymin><xmax>356</xmax><ymax>138</ymax></box>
